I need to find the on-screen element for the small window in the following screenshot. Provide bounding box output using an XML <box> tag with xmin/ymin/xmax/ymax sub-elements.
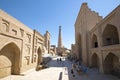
<box><xmin>12</xmin><ymin>29</ymin><xmax>17</xmax><ymax>35</ymax></box>
<box><xmin>106</xmin><ymin>38</ymin><xmax>112</xmax><ymax>45</ymax></box>
<box><xmin>2</xmin><ymin>19</ymin><xmax>9</xmax><ymax>32</ymax></box>
<box><xmin>26</xmin><ymin>33</ymin><xmax>31</xmax><ymax>43</ymax></box>
<box><xmin>94</xmin><ymin>42</ymin><xmax>98</xmax><ymax>48</ymax></box>
<box><xmin>20</xmin><ymin>29</ymin><xmax>24</xmax><ymax>37</ymax></box>
<box><xmin>25</xmin><ymin>56</ymin><xmax>30</xmax><ymax>65</ymax></box>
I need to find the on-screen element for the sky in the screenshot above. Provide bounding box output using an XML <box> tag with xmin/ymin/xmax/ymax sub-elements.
<box><xmin>0</xmin><ymin>0</ymin><xmax>120</xmax><ymax>49</ymax></box>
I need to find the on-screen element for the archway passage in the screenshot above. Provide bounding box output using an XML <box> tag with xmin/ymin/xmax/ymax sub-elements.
<box><xmin>103</xmin><ymin>53</ymin><xmax>120</xmax><ymax>78</ymax></box>
<box><xmin>0</xmin><ymin>43</ymin><xmax>20</xmax><ymax>78</ymax></box>
<box><xmin>37</xmin><ymin>47</ymin><xmax>42</xmax><ymax>66</ymax></box>
<box><xmin>91</xmin><ymin>53</ymin><xmax>99</xmax><ymax>68</ymax></box>
<box><xmin>91</xmin><ymin>34</ymin><xmax>98</xmax><ymax>48</ymax></box>
<box><xmin>102</xmin><ymin>24</ymin><xmax>119</xmax><ymax>46</ymax></box>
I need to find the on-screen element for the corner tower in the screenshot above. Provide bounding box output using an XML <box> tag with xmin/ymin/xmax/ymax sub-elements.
<box><xmin>75</xmin><ymin>3</ymin><xmax>102</xmax><ymax>65</ymax></box>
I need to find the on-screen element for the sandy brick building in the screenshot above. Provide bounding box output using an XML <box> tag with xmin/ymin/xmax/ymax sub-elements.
<box><xmin>71</xmin><ymin>44</ymin><xmax>77</xmax><ymax>58</ymax></box>
<box><xmin>75</xmin><ymin>3</ymin><xmax>120</xmax><ymax>77</ymax></box>
<box><xmin>0</xmin><ymin>10</ymin><xmax>50</xmax><ymax>78</ymax></box>
<box><xmin>50</xmin><ymin>45</ymin><xmax>56</xmax><ymax>55</ymax></box>
<box><xmin>44</xmin><ymin>31</ymin><xmax>50</xmax><ymax>54</ymax></box>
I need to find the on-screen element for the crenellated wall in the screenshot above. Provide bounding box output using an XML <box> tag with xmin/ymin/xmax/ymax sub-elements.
<box><xmin>75</xmin><ymin>3</ymin><xmax>102</xmax><ymax>65</ymax></box>
<box><xmin>74</xmin><ymin>3</ymin><xmax>120</xmax><ymax>78</ymax></box>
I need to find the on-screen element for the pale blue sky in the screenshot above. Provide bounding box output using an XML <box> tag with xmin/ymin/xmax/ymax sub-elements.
<box><xmin>0</xmin><ymin>0</ymin><xmax>120</xmax><ymax>49</ymax></box>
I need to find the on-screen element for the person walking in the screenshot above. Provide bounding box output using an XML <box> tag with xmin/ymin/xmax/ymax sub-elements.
<box><xmin>57</xmin><ymin>58</ymin><xmax>59</xmax><ymax>63</ymax></box>
<box><xmin>71</xmin><ymin>64</ymin><xmax>75</xmax><ymax>80</ymax></box>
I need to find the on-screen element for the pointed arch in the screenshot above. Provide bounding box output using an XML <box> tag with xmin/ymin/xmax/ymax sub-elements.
<box><xmin>102</xmin><ymin>24</ymin><xmax>119</xmax><ymax>46</ymax></box>
<box><xmin>91</xmin><ymin>53</ymin><xmax>99</xmax><ymax>68</ymax></box>
<box><xmin>0</xmin><ymin>42</ymin><xmax>20</xmax><ymax>78</ymax></box>
<box><xmin>37</xmin><ymin>47</ymin><xmax>42</xmax><ymax>66</ymax></box>
<box><xmin>103</xmin><ymin>53</ymin><xmax>120</xmax><ymax>77</ymax></box>
<box><xmin>91</xmin><ymin>34</ymin><xmax>98</xmax><ymax>48</ymax></box>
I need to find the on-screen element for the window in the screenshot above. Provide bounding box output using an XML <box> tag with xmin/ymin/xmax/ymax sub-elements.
<box><xmin>2</xmin><ymin>19</ymin><xmax>9</xmax><ymax>32</ymax></box>
<box><xmin>106</xmin><ymin>38</ymin><xmax>112</xmax><ymax>45</ymax></box>
<box><xmin>26</xmin><ymin>33</ymin><xmax>31</xmax><ymax>43</ymax></box>
<box><xmin>12</xmin><ymin>29</ymin><xmax>17</xmax><ymax>35</ymax></box>
<box><xmin>20</xmin><ymin>29</ymin><xmax>24</xmax><ymax>37</ymax></box>
<box><xmin>94</xmin><ymin>42</ymin><xmax>98</xmax><ymax>48</ymax></box>
<box><xmin>25</xmin><ymin>56</ymin><xmax>30</xmax><ymax>65</ymax></box>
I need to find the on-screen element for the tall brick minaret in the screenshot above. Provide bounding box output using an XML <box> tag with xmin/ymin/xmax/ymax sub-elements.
<box><xmin>58</xmin><ymin>26</ymin><xmax>62</xmax><ymax>48</ymax></box>
<box><xmin>57</xmin><ymin>26</ymin><xmax>63</xmax><ymax>55</ymax></box>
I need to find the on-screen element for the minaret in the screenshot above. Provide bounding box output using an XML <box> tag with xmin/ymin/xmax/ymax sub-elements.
<box><xmin>58</xmin><ymin>26</ymin><xmax>62</xmax><ymax>48</ymax></box>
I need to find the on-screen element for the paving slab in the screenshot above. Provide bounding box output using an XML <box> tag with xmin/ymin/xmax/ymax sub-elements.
<box><xmin>0</xmin><ymin>57</ymin><xmax>120</xmax><ymax>80</ymax></box>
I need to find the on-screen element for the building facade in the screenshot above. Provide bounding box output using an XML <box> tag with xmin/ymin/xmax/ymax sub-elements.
<box><xmin>71</xmin><ymin>44</ymin><xmax>77</xmax><ymax>58</ymax></box>
<box><xmin>0</xmin><ymin>10</ymin><xmax>50</xmax><ymax>78</ymax></box>
<box><xmin>50</xmin><ymin>45</ymin><xmax>56</xmax><ymax>55</ymax></box>
<box><xmin>75</xmin><ymin>3</ymin><xmax>120</xmax><ymax>77</ymax></box>
<box><xmin>75</xmin><ymin>3</ymin><xmax>102</xmax><ymax>63</ymax></box>
<box><xmin>44</xmin><ymin>31</ymin><xmax>50</xmax><ymax>53</ymax></box>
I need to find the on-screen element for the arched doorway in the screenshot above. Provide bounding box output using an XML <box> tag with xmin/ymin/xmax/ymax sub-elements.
<box><xmin>103</xmin><ymin>53</ymin><xmax>120</xmax><ymax>77</ymax></box>
<box><xmin>102</xmin><ymin>24</ymin><xmax>119</xmax><ymax>46</ymax></box>
<box><xmin>0</xmin><ymin>42</ymin><xmax>20</xmax><ymax>78</ymax></box>
<box><xmin>91</xmin><ymin>34</ymin><xmax>98</xmax><ymax>48</ymax></box>
<box><xmin>37</xmin><ymin>47</ymin><xmax>42</xmax><ymax>66</ymax></box>
<box><xmin>91</xmin><ymin>53</ymin><xmax>99</xmax><ymax>68</ymax></box>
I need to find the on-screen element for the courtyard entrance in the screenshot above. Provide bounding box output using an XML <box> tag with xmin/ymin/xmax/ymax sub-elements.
<box><xmin>103</xmin><ymin>53</ymin><xmax>120</xmax><ymax>78</ymax></box>
<box><xmin>0</xmin><ymin>43</ymin><xmax>20</xmax><ymax>78</ymax></box>
<box><xmin>91</xmin><ymin>53</ymin><xmax>99</xmax><ymax>68</ymax></box>
<box><xmin>37</xmin><ymin>47</ymin><xmax>42</xmax><ymax>65</ymax></box>
<box><xmin>102</xmin><ymin>24</ymin><xmax>119</xmax><ymax>46</ymax></box>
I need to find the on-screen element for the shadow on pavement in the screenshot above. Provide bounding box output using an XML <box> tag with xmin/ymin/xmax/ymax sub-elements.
<box><xmin>44</xmin><ymin>57</ymin><xmax>120</xmax><ymax>80</ymax></box>
<box><xmin>47</xmin><ymin>59</ymin><xmax>66</xmax><ymax>67</ymax></box>
<box><xmin>47</xmin><ymin>57</ymin><xmax>73</xmax><ymax>80</ymax></box>
<box><xmin>58</xmin><ymin>72</ymin><xmax>63</xmax><ymax>80</ymax></box>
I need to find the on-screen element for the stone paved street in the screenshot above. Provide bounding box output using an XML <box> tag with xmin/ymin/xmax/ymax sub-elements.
<box><xmin>0</xmin><ymin>56</ymin><xmax>120</xmax><ymax>80</ymax></box>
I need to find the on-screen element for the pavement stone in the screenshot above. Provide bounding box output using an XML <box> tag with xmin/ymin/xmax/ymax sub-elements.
<box><xmin>0</xmin><ymin>56</ymin><xmax>120</xmax><ymax>80</ymax></box>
